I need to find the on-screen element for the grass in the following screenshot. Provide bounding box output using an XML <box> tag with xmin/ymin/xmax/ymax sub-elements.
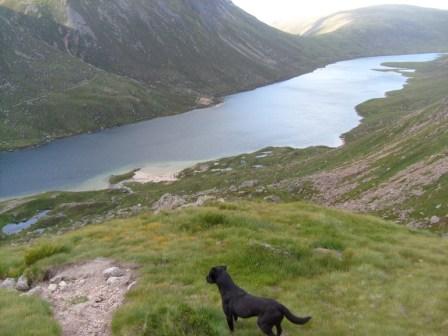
<box><xmin>1</xmin><ymin>201</ymin><xmax>448</xmax><ymax>335</ymax></box>
<box><xmin>0</xmin><ymin>289</ymin><xmax>60</xmax><ymax>336</ymax></box>
<box><xmin>109</xmin><ymin>169</ymin><xmax>141</xmax><ymax>185</ymax></box>
<box><xmin>24</xmin><ymin>241</ymin><xmax>70</xmax><ymax>266</ymax></box>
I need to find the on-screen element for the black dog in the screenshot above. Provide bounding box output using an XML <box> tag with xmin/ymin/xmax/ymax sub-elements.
<box><xmin>207</xmin><ymin>266</ymin><xmax>311</xmax><ymax>335</ymax></box>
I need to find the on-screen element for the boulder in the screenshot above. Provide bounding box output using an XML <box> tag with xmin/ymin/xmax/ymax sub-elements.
<box><xmin>103</xmin><ymin>267</ymin><xmax>125</xmax><ymax>279</ymax></box>
<box><xmin>16</xmin><ymin>275</ymin><xmax>30</xmax><ymax>292</ymax></box>
<box><xmin>430</xmin><ymin>216</ymin><xmax>441</xmax><ymax>225</ymax></box>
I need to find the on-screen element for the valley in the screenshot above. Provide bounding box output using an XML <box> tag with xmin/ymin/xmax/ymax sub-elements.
<box><xmin>1</xmin><ymin>1</ymin><xmax>448</xmax><ymax>336</ymax></box>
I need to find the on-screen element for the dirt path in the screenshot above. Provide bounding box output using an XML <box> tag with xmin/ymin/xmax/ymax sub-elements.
<box><xmin>33</xmin><ymin>258</ymin><xmax>136</xmax><ymax>336</ymax></box>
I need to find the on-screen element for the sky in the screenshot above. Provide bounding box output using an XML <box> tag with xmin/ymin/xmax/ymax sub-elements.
<box><xmin>233</xmin><ymin>0</ymin><xmax>448</xmax><ymax>24</ymax></box>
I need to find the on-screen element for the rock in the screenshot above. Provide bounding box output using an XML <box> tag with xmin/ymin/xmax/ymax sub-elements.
<box><xmin>59</xmin><ymin>281</ymin><xmax>68</xmax><ymax>290</ymax></box>
<box><xmin>16</xmin><ymin>275</ymin><xmax>30</xmax><ymax>292</ymax></box>
<box><xmin>314</xmin><ymin>248</ymin><xmax>343</xmax><ymax>260</ymax></box>
<box><xmin>152</xmin><ymin>193</ymin><xmax>186</xmax><ymax>213</ymax></box>
<box><xmin>430</xmin><ymin>216</ymin><xmax>441</xmax><ymax>225</ymax></box>
<box><xmin>239</xmin><ymin>180</ymin><xmax>258</xmax><ymax>189</ymax></box>
<box><xmin>264</xmin><ymin>195</ymin><xmax>281</xmax><ymax>203</ymax></box>
<box><xmin>95</xmin><ymin>295</ymin><xmax>105</xmax><ymax>303</ymax></box>
<box><xmin>255</xmin><ymin>187</ymin><xmax>266</xmax><ymax>193</ymax></box>
<box><xmin>22</xmin><ymin>286</ymin><xmax>43</xmax><ymax>297</ymax></box>
<box><xmin>0</xmin><ymin>278</ymin><xmax>17</xmax><ymax>290</ymax></box>
<box><xmin>106</xmin><ymin>277</ymin><xmax>121</xmax><ymax>285</ymax></box>
<box><xmin>103</xmin><ymin>267</ymin><xmax>125</xmax><ymax>279</ymax></box>
<box><xmin>195</xmin><ymin>195</ymin><xmax>215</xmax><ymax>207</ymax></box>
<box><xmin>48</xmin><ymin>284</ymin><xmax>58</xmax><ymax>292</ymax></box>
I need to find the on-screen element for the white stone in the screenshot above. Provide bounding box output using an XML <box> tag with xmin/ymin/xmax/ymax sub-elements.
<box><xmin>430</xmin><ymin>216</ymin><xmax>441</xmax><ymax>225</ymax></box>
<box><xmin>48</xmin><ymin>283</ymin><xmax>58</xmax><ymax>292</ymax></box>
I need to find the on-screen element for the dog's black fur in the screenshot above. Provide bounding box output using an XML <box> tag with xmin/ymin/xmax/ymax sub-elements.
<box><xmin>207</xmin><ymin>266</ymin><xmax>311</xmax><ymax>335</ymax></box>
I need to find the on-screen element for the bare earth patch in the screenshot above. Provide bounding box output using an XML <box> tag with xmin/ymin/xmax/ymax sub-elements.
<box><xmin>34</xmin><ymin>258</ymin><xmax>136</xmax><ymax>336</ymax></box>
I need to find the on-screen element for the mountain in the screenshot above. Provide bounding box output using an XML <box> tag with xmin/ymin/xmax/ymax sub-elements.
<box><xmin>0</xmin><ymin>0</ymin><xmax>327</xmax><ymax>151</ymax></box>
<box><xmin>301</xmin><ymin>5</ymin><xmax>448</xmax><ymax>58</ymax></box>
<box><xmin>2</xmin><ymin>2</ymin><xmax>448</xmax><ymax>151</ymax></box>
<box><xmin>1</xmin><ymin>0</ymin><xmax>318</xmax><ymax>94</ymax></box>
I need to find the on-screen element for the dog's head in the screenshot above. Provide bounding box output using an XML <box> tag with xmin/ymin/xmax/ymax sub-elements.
<box><xmin>206</xmin><ymin>265</ymin><xmax>227</xmax><ymax>284</ymax></box>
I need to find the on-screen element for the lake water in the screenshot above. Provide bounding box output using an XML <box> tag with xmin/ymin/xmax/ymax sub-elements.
<box><xmin>0</xmin><ymin>53</ymin><xmax>440</xmax><ymax>200</ymax></box>
<box><xmin>2</xmin><ymin>210</ymin><xmax>50</xmax><ymax>235</ymax></box>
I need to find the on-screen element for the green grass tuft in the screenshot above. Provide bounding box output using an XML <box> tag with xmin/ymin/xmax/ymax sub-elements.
<box><xmin>24</xmin><ymin>242</ymin><xmax>69</xmax><ymax>266</ymax></box>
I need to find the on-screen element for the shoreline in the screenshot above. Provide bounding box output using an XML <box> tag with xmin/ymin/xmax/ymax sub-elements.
<box><xmin>0</xmin><ymin>53</ymin><xmax>440</xmax><ymax>202</ymax></box>
<box><xmin>4</xmin><ymin>51</ymin><xmax>444</xmax><ymax>154</ymax></box>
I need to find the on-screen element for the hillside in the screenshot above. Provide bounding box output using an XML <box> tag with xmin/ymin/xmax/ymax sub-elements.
<box><xmin>2</xmin><ymin>55</ymin><xmax>446</xmax><ymax>240</ymax></box>
<box><xmin>2</xmin><ymin>202</ymin><xmax>448</xmax><ymax>335</ymax></box>
<box><xmin>0</xmin><ymin>6</ymin><xmax>196</xmax><ymax>151</ymax></box>
<box><xmin>302</xmin><ymin>5</ymin><xmax>448</xmax><ymax>58</ymax></box>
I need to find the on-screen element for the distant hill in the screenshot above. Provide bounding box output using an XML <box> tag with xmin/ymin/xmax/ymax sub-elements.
<box><xmin>301</xmin><ymin>5</ymin><xmax>448</xmax><ymax>58</ymax></box>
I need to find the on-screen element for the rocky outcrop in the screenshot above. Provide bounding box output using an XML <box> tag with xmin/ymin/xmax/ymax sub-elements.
<box><xmin>152</xmin><ymin>193</ymin><xmax>187</xmax><ymax>213</ymax></box>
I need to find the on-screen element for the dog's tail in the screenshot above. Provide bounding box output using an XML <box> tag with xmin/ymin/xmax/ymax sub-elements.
<box><xmin>281</xmin><ymin>305</ymin><xmax>311</xmax><ymax>325</ymax></box>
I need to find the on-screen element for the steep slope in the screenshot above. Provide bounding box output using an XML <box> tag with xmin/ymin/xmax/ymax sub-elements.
<box><xmin>0</xmin><ymin>6</ymin><xmax>196</xmax><ymax>151</ymax></box>
<box><xmin>302</xmin><ymin>5</ymin><xmax>448</xmax><ymax>58</ymax></box>
<box><xmin>0</xmin><ymin>0</ymin><xmax>313</xmax><ymax>94</ymax></box>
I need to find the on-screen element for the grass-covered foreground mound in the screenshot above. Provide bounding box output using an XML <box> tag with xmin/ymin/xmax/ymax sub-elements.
<box><xmin>1</xmin><ymin>201</ymin><xmax>448</xmax><ymax>335</ymax></box>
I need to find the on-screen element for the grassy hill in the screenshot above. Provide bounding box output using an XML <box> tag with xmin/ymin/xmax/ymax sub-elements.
<box><xmin>302</xmin><ymin>5</ymin><xmax>448</xmax><ymax>58</ymax></box>
<box><xmin>2</xmin><ymin>201</ymin><xmax>448</xmax><ymax>335</ymax></box>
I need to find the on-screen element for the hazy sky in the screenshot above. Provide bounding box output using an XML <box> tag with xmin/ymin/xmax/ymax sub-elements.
<box><xmin>233</xmin><ymin>0</ymin><xmax>448</xmax><ymax>23</ymax></box>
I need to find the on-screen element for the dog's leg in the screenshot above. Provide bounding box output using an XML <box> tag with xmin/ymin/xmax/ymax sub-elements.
<box><xmin>257</xmin><ymin>318</ymin><xmax>275</xmax><ymax>336</ymax></box>
<box><xmin>275</xmin><ymin>323</ymin><xmax>283</xmax><ymax>336</ymax></box>
<box><xmin>226</xmin><ymin>314</ymin><xmax>235</xmax><ymax>332</ymax></box>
